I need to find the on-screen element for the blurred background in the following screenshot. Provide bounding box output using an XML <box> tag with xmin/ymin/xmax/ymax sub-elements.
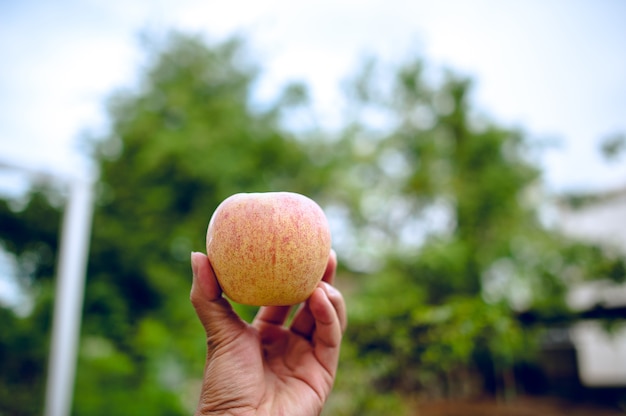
<box><xmin>1</xmin><ymin>1</ymin><xmax>626</xmax><ymax>415</ymax></box>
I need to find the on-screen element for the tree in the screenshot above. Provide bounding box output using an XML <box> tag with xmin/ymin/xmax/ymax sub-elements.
<box><xmin>0</xmin><ymin>32</ymin><xmax>335</xmax><ymax>415</ymax></box>
<box><xmin>0</xmin><ymin>188</ymin><xmax>61</xmax><ymax>416</ymax></box>
<box><xmin>78</xmin><ymin>32</ymin><xmax>339</xmax><ymax>415</ymax></box>
<box><xmin>323</xmin><ymin>58</ymin><xmax>626</xmax><ymax>414</ymax></box>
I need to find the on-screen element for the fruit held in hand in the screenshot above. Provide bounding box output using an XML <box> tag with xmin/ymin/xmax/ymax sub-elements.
<box><xmin>206</xmin><ymin>192</ymin><xmax>332</xmax><ymax>306</ymax></box>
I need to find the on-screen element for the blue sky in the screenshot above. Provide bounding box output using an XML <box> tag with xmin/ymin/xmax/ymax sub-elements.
<box><xmin>1</xmin><ymin>0</ymin><xmax>626</xmax><ymax>194</ymax></box>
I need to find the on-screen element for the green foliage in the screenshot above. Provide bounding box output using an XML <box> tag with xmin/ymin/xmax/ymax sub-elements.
<box><xmin>0</xmin><ymin>32</ymin><xmax>333</xmax><ymax>415</ymax></box>
<box><xmin>0</xmin><ymin>289</ymin><xmax>54</xmax><ymax>416</ymax></box>
<box><xmin>330</xmin><ymin>56</ymin><xmax>626</xmax><ymax>406</ymax></box>
<box><xmin>0</xmin><ymin>189</ymin><xmax>61</xmax><ymax>415</ymax></box>
<box><xmin>0</xmin><ymin>188</ymin><xmax>61</xmax><ymax>283</ymax></box>
<box><xmin>600</xmin><ymin>132</ymin><xmax>626</xmax><ymax>161</ymax></box>
<box><xmin>80</xmin><ymin>32</ymin><xmax>334</xmax><ymax>413</ymax></box>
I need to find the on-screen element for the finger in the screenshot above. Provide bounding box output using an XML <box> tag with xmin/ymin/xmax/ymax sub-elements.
<box><xmin>309</xmin><ymin>283</ymin><xmax>345</xmax><ymax>374</ymax></box>
<box><xmin>190</xmin><ymin>251</ymin><xmax>221</xmax><ymax>301</ymax></box>
<box><xmin>289</xmin><ymin>302</ymin><xmax>313</xmax><ymax>340</ymax></box>
<box><xmin>313</xmin><ymin>282</ymin><xmax>347</xmax><ymax>340</ymax></box>
<box><xmin>190</xmin><ymin>252</ymin><xmax>246</xmax><ymax>347</ymax></box>
<box><xmin>253</xmin><ymin>305</ymin><xmax>292</xmax><ymax>328</ymax></box>
<box><xmin>290</xmin><ymin>251</ymin><xmax>337</xmax><ymax>339</ymax></box>
<box><xmin>321</xmin><ymin>249</ymin><xmax>337</xmax><ymax>285</ymax></box>
<box><xmin>323</xmin><ymin>280</ymin><xmax>347</xmax><ymax>334</ymax></box>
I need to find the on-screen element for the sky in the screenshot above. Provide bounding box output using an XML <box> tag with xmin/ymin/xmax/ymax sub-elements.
<box><xmin>1</xmin><ymin>0</ymin><xmax>626</xmax><ymax>195</ymax></box>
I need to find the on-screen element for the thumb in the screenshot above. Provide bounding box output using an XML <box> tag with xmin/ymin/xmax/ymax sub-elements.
<box><xmin>190</xmin><ymin>252</ymin><xmax>246</xmax><ymax>348</ymax></box>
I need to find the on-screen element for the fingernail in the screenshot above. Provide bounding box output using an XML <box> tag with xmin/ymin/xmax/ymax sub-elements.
<box><xmin>191</xmin><ymin>252</ymin><xmax>200</xmax><ymax>279</ymax></box>
<box><xmin>322</xmin><ymin>281</ymin><xmax>339</xmax><ymax>296</ymax></box>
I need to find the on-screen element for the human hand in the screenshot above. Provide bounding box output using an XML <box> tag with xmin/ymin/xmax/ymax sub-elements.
<box><xmin>190</xmin><ymin>250</ymin><xmax>347</xmax><ymax>416</ymax></box>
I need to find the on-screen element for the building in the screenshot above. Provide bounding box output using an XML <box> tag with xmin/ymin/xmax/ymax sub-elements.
<box><xmin>557</xmin><ymin>186</ymin><xmax>626</xmax><ymax>388</ymax></box>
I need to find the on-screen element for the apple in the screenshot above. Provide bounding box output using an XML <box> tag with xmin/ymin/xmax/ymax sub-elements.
<box><xmin>206</xmin><ymin>192</ymin><xmax>332</xmax><ymax>306</ymax></box>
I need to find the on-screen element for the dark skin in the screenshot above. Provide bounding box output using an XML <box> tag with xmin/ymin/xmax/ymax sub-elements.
<box><xmin>190</xmin><ymin>250</ymin><xmax>347</xmax><ymax>416</ymax></box>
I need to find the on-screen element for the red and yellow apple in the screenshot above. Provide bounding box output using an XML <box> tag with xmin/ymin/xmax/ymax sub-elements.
<box><xmin>206</xmin><ymin>192</ymin><xmax>332</xmax><ymax>306</ymax></box>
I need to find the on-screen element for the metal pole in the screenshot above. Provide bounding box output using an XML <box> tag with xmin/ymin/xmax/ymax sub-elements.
<box><xmin>44</xmin><ymin>178</ymin><xmax>94</xmax><ymax>416</ymax></box>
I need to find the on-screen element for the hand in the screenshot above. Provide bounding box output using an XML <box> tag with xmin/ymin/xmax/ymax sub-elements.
<box><xmin>190</xmin><ymin>250</ymin><xmax>347</xmax><ymax>416</ymax></box>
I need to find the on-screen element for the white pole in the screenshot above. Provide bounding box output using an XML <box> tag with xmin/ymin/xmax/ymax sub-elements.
<box><xmin>44</xmin><ymin>178</ymin><xmax>94</xmax><ymax>416</ymax></box>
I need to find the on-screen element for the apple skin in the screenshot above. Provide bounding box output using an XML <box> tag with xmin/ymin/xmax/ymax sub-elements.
<box><xmin>206</xmin><ymin>192</ymin><xmax>332</xmax><ymax>306</ymax></box>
